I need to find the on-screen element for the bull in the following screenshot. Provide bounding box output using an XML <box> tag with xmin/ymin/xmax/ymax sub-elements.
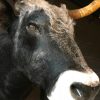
<box><xmin>0</xmin><ymin>0</ymin><xmax>100</xmax><ymax>100</ymax></box>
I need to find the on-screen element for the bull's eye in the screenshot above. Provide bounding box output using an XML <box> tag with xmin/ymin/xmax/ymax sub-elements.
<box><xmin>20</xmin><ymin>0</ymin><xmax>24</xmax><ymax>4</ymax></box>
<box><xmin>26</xmin><ymin>22</ymin><xmax>39</xmax><ymax>33</ymax></box>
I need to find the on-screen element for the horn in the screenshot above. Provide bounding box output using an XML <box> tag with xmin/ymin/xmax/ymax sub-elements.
<box><xmin>69</xmin><ymin>0</ymin><xmax>100</xmax><ymax>19</ymax></box>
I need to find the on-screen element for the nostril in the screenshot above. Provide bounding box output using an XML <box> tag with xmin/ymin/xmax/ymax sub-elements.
<box><xmin>70</xmin><ymin>82</ymin><xmax>100</xmax><ymax>100</ymax></box>
<box><xmin>71</xmin><ymin>83</ymin><xmax>84</xmax><ymax>99</ymax></box>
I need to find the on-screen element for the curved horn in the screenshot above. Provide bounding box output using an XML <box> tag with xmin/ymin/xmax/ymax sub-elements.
<box><xmin>69</xmin><ymin>0</ymin><xmax>100</xmax><ymax>19</ymax></box>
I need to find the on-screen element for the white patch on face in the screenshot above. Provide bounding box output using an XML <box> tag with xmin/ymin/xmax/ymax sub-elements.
<box><xmin>47</xmin><ymin>70</ymin><xmax>99</xmax><ymax>100</ymax></box>
<box><xmin>14</xmin><ymin>14</ymin><xmax>24</xmax><ymax>52</ymax></box>
<box><xmin>13</xmin><ymin>6</ymin><xmax>41</xmax><ymax>53</ymax></box>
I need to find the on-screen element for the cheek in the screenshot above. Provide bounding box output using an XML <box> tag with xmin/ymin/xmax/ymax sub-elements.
<box><xmin>47</xmin><ymin>70</ymin><xmax>99</xmax><ymax>100</ymax></box>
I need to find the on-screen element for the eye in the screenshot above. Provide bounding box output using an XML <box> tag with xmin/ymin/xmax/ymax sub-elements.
<box><xmin>26</xmin><ymin>22</ymin><xmax>39</xmax><ymax>33</ymax></box>
<box><xmin>20</xmin><ymin>0</ymin><xmax>24</xmax><ymax>4</ymax></box>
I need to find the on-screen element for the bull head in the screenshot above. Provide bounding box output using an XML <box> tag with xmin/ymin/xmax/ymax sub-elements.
<box><xmin>0</xmin><ymin>0</ymin><xmax>100</xmax><ymax>100</ymax></box>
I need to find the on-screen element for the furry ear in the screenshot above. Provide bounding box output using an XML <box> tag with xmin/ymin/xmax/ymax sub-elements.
<box><xmin>0</xmin><ymin>0</ymin><xmax>18</xmax><ymax>32</ymax></box>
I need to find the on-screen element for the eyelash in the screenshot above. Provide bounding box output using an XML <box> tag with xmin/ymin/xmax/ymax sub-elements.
<box><xmin>26</xmin><ymin>22</ymin><xmax>39</xmax><ymax>32</ymax></box>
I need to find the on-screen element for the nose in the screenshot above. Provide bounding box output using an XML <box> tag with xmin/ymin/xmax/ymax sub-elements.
<box><xmin>71</xmin><ymin>82</ymin><xmax>100</xmax><ymax>100</ymax></box>
<box><xmin>47</xmin><ymin>70</ymin><xmax>100</xmax><ymax>100</ymax></box>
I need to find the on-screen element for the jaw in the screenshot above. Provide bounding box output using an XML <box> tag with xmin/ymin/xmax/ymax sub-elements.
<box><xmin>47</xmin><ymin>70</ymin><xmax>100</xmax><ymax>100</ymax></box>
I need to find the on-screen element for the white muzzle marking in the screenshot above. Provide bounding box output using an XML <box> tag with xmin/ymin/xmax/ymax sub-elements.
<box><xmin>47</xmin><ymin>70</ymin><xmax>99</xmax><ymax>100</ymax></box>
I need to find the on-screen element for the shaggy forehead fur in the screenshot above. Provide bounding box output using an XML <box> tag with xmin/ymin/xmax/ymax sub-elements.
<box><xmin>16</xmin><ymin>0</ymin><xmax>87</xmax><ymax>70</ymax></box>
<box><xmin>15</xmin><ymin>0</ymin><xmax>74</xmax><ymax>34</ymax></box>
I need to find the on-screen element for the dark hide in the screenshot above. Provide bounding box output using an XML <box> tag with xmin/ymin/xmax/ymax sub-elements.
<box><xmin>0</xmin><ymin>0</ymin><xmax>32</xmax><ymax>100</ymax></box>
<box><xmin>0</xmin><ymin>0</ymin><xmax>99</xmax><ymax>100</ymax></box>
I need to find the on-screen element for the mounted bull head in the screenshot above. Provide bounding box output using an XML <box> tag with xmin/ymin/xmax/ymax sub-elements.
<box><xmin>0</xmin><ymin>0</ymin><xmax>100</xmax><ymax>100</ymax></box>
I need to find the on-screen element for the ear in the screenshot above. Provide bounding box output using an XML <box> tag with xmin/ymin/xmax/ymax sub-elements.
<box><xmin>0</xmin><ymin>0</ymin><xmax>18</xmax><ymax>32</ymax></box>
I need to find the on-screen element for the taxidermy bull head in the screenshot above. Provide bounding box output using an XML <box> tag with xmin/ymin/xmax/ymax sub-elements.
<box><xmin>0</xmin><ymin>0</ymin><xmax>100</xmax><ymax>100</ymax></box>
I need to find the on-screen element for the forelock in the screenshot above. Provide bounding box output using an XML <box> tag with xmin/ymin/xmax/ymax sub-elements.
<box><xmin>16</xmin><ymin>0</ymin><xmax>74</xmax><ymax>35</ymax></box>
